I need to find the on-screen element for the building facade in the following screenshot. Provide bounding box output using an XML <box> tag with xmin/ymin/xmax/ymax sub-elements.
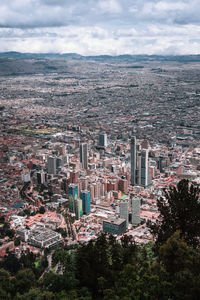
<box><xmin>103</xmin><ymin>218</ymin><xmax>126</xmax><ymax>235</ymax></box>
<box><xmin>80</xmin><ymin>143</ymin><xmax>88</xmax><ymax>170</ymax></box>
<box><xmin>99</xmin><ymin>132</ymin><xmax>108</xmax><ymax>147</ymax></box>
<box><xmin>68</xmin><ymin>184</ymin><xmax>78</xmax><ymax>213</ymax></box>
<box><xmin>81</xmin><ymin>190</ymin><xmax>91</xmax><ymax>214</ymax></box>
<box><xmin>120</xmin><ymin>200</ymin><xmax>129</xmax><ymax>228</ymax></box>
<box><xmin>132</xmin><ymin>197</ymin><xmax>141</xmax><ymax>225</ymax></box>
<box><xmin>47</xmin><ymin>156</ymin><xmax>56</xmax><ymax>175</ymax></box>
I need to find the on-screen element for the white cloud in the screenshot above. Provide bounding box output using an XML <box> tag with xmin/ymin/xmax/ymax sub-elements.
<box><xmin>0</xmin><ymin>0</ymin><xmax>200</xmax><ymax>55</ymax></box>
<box><xmin>98</xmin><ymin>0</ymin><xmax>122</xmax><ymax>14</ymax></box>
<box><xmin>1</xmin><ymin>24</ymin><xmax>200</xmax><ymax>55</ymax></box>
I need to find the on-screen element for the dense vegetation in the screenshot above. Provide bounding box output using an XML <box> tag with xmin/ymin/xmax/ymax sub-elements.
<box><xmin>0</xmin><ymin>180</ymin><xmax>199</xmax><ymax>299</ymax></box>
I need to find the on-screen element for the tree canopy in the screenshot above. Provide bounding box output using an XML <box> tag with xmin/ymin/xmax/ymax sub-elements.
<box><xmin>148</xmin><ymin>179</ymin><xmax>200</xmax><ymax>249</ymax></box>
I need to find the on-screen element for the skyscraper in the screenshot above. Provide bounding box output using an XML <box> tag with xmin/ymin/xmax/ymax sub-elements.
<box><xmin>80</xmin><ymin>190</ymin><xmax>90</xmax><ymax>214</ymax></box>
<box><xmin>80</xmin><ymin>143</ymin><xmax>88</xmax><ymax>170</ymax></box>
<box><xmin>37</xmin><ymin>171</ymin><xmax>45</xmax><ymax>185</ymax></box>
<box><xmin>75</xmin><ymin>199</ymin><xmax>83</xmax><ymax>220</ymax></box>
<box><xmin>47</xmin><ymin>156</ymin><xmax>56</xmax><ymax>175</ymax></box>
<box><xmin>68</xmin><ymin>184</ymin><xmax>78</xmax><ymax>213</ymax></box>
<box><xmin>141</xmin><ymin>150</ymin><xmax>148</xmax><ymax>187</ymax></box>
<box><xmin>99</xmin><ymin>132</ymin><xmax>108</xmax><ymax>147</ymax></box>
<box><xmin>132</xmin><ymin>197</ymin><xmax>141</xmax><ymax>225</ymax></box>
<box><xmin>120</xmin><ymin>200</ymin><xmax>129</xmax><ymax>229</ymax></box>
<box><xmin>130</xmin><ymin>137</ymin><xmax>152</xmax><ymax>188</ymax></box>
<box><xmin>141</xmin><ymin>150</ymin><xmax>152</xmax><ymax>187</ymax></box>
<box><xmin>130</xmin><ymin>136</ymin><xmax>136</xmax><ymax>185</ymax></box>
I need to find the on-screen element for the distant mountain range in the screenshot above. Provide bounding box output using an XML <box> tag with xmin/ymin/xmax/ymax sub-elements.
<box><xmin>0</xmin><ymin>51</ymin><xmax>200</xmax><ymax>76</ymax></box>
<box><xmin>1</xmin><ymin>51</ymin><xmax>200</xmax><ymax>62</ymax></box>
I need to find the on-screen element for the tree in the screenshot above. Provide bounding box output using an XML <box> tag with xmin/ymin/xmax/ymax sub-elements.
<box><xmin>2</xmin><ymin>253</ymin><xmax>21</xmax><ymax>275</ymax></box>
<box><xmin>158</xmin><ymin>232</ymin><xmax>200</xmax><ymax>299</ymax></box>
<box><xmin>14</xmin><ymin>237</ymin><xmax>21</xmax><ymax>247</ymax></box>
<box><xmin>0</xmin><ymin>268</ymin><xmax>13</xmax><ymax>299</ymax></box>
<box><xmin>148</xmin><ymin>179</ymin><xmax>200</xmax><ymax>249</ymax></box>
<box><xmin>15</xmin><ymin>268</ymin><xmax>36</xmax><ymax>294</ymax></box>
<box><xmin>159</xmin><ymin>231</ymin><xmax>192</xmax><ymax>274</ymax></box>
<box><xmin>39</xmin><ymin>206</ymin><xmax>45</xmax><ymax>214</ymax></box>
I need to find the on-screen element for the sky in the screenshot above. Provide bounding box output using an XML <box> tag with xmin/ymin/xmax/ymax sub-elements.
<box><xmin>0</xmin><ymin>0</ymin><xmax>200</xmax><ymax>55</ymax></box>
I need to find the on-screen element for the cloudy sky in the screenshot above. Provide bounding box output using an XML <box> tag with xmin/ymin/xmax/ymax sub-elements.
<box><xmin>0</xmin><ymin>0</ymin><xmax>200</xmax><ymax>55</ymax></box>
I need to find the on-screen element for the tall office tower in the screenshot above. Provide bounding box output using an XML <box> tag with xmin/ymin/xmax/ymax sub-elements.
<box><xmin>120</xmin><ymin>200</ymin><xmax>129</xmax><ymax>229</ymax></box>
<box><xmin>141</xmin><ymin>150</ymin><xmax>149</xmax><ymax>187</ymax></box>
<box><xmin>80</xmin><ymin>190</ymin><xmax>90</xmax><ymax>214</ymax></box>
<box><xmin>93</xmin><ymin>182</ymin><xmax>101</xmax><ymax>199</ymax></box>
<box><xmin>89</xmin><ymin>184</ymin><xmax>94</xmax><ymax>203</ymax></box>
<box><xmin>131</xmin><ymin>136</ymin><xmax>136</xmax><ymax>186</ymax></box>
<box><xmin>37</xmin><ymin>171</ymin><xmax>45</xmax><ymax>185</ymax></box>
<box><xmin>56</xmin><ymin>157</ymin><xmax>63</xmax><ymax>171</ymax></box>
<box><xmin>132</xmin><ymin>197</ymin><xmax>141</xmax><ymax>225</ymax></box>
<box><xmin>136</xmin><ymin>152</ymin><xmax>141</xmax><ymax>186</ymax></box>
<box><xmin>80</xmin><ymin>143</ymin><xmax>88</xmax><ymax>170</ymax></box>
<box><xmin>75</xmin><ymin>199</ymin><xmax>83</xmax><ymax>220</ymax></box>
<box><xmin>99</xmin><ymin>132</ymin><xmax>108</xmax><ymax>147</ymax></box>
<box><xmin>68</xmin><ymin>184</ymin><xmax>78</xmax><ymax>213</ymax></box>
<box><xmin>47</xmin><ymin>156</ymin><xmax>56</xmax><ymax>175</ymax></box>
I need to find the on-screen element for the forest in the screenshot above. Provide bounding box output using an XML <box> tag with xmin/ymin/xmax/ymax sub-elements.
<box><xmin>0</xmin><ymin>180</ymin><xmax>200</xmax><ymax>300</ymax></box>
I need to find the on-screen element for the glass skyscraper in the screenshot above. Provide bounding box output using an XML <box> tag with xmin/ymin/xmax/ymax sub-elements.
<box><xmin>80</xmin><ymin>190</ymin><xmax>90</xmax><ymax>214</ymax></box>
<box><xmin>68</xmin><ymin>184</ymin><xmax>78</xmax><ymax>213</ymax></box>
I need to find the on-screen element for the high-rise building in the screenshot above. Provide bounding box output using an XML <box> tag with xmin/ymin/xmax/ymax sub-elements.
<box><xmin>130</xmin><ymin>137</ymin><xmax>152</xmax><ymax>188</ymax></box>
<box><xmin>80</xmin><ymin>190</ymin><xmax>90</xmax><ymax>214</ymax></box>
<box><xmin>130</xmin><ymin>136</ymin><xmax>136</xmax><ymax>185</ymax></box>
<box><xmin>75</xmin><ymin>199</ymin><xmax>83</xmax><ymax>220</ymax></box>
<box><xmin>56</xmin><ymin>157</ymin><xmax>63</xmax><ymax>170</ymax></box>
<box><xmin>80</xmin><ymin>143</ymin><xmax>88</xmax><ymax>170</ymax></box>
<box><xmin>37</xmin><ymin>171</ymin><xmax>45</xmax><ymax>185</ymax></box>
<box><xmin>120</xmin><ymin>200</ymin><xmax>129</xmax><ymax>229</ymax></box>
<box><xmin>131</xmin><ymin>197</ymin><xmax>141</xmax><ymax>225</ymax></box>
<box><xmin>47</xmin><ymin>156</ymin><xmax>56</xmax><ymax>175</ymax></box>
<box><xmin>141</xmin><ymin>150</ymin><xmax>152</xmax><ymax>187</ymax></box>
<box><xmin>68</xmin><ymin>184</ymin><xmax>78</xmax><ymax>213</ymax></box>
<box><xmin>89</xmin><ymin>184</ymin><xmax>94</xmax><ymax>203</ymax></box>
<box><xmin>99</xmin><ymin>132</ymin><xmax>108</xmax><ymax>147</ymax></box>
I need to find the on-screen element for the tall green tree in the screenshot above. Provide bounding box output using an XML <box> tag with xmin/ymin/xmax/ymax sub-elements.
<box><xmin>2</xmin><ymin>253</ymin><xmax>21</xmax><ymax>275</ymax></box>
<box><xmin>14</xmin><ymin>268</ymin><xmax>36</xmax><ymax>295</ymax></box>
<box><xmin>148</xmin><ymin>179</ymin><xmax>200</xmax><ymax>249</ymax></box>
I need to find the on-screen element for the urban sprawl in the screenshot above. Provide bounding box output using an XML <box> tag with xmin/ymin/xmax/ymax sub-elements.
<box><xmin>0</xmin><ymin>55</ymin><xmax>200</xmax><ymax>260</ymax></box>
